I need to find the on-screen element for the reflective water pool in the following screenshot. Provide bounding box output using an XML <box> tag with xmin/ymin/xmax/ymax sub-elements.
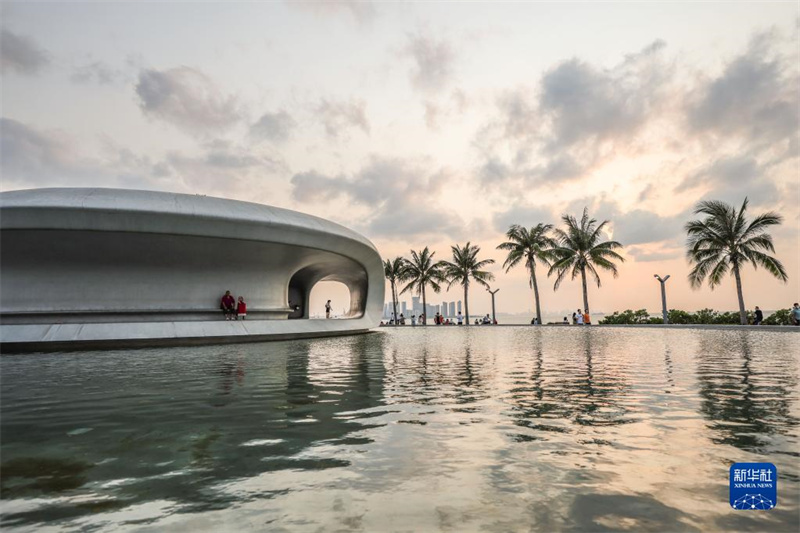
<box><xmin>1</xmin><ymin>327</ymin><xmax>798</xmax><ymax>531</ymax></box>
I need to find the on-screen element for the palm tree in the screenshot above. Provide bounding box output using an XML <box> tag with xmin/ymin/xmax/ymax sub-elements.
<box><xmin>383</xmin><ymin>256</ymin><xmax>407</xmax><ymax>325</ymax></box>
<box><xmin>400</xmin><ymin>247</ymin><xmax>445</xmax><ymax>324</ymax></box>
<box><xmin>442</xmin><ymin>242</ymin><xmax>495</xmax><ymax>325</ymax></box>
<box><xmin>685</xmin><ymin>198</ymin><xmax>787</xmax><ymax>325</ymax></box>
<box><xmin>549</xmin><ymin>208</ymin><xmax>624</xmax><ymax>314</ymax></box>
<box><xmin>497</xmin><ymin>223</ymin><xmax>556</xmax><ymax>325</ymax></box>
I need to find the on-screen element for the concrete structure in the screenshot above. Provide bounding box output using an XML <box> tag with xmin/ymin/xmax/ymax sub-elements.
<box><xmin>0</xmin><ymin>188</ymin><xmax>384</xmax><ymax>351</ymax></box>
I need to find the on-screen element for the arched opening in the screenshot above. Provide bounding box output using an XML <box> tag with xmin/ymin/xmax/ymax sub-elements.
<box><xmin>309</xmin><ymin>281</ymin><xmax>352</xmax><ymax>319</ymax></box>
<box><xmin>286</xmin><ymin>257</ymin><xmax>368</xmax><ymax>320</ymax></box>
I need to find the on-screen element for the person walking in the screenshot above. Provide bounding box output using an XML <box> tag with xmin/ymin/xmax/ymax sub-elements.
<box><xmin>325</xmin><ymin>300</ymin><xmax>332</xmax><ymax>319</ymax></box>
<box><xmin>754</xmin><ymin>306</ymin><xmax>763</xmax><ymax>325</ymax></box>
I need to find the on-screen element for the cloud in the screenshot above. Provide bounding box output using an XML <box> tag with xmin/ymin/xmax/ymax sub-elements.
<box><xmin>612</xmin><ymin>209</ymin><xmax>687</xmax><ymax>246</ymax></box>
<box><xmin>562</xmin><ymin>196</ymin><xmax>688</xmax><ymax>247</ymax></box>
<box><xmin>285</xmin><ymin>0</ymin><xmax>376</xmax><ymax>25</ymax></box>
<box><xmin>1</xmin><ymin>118</ymin><xmax>76</xmax><ymax>185</ymax></box>
<box><xmin>250</xmin><ymin>110</ymin><xmax>296</xmax><ymax>143</ymax></box>
<box><xmin>539</xmin><ymin>39</ymin><xmax>670</xmax><ymax>150</ymax></box>
<box><xmin>1</xmin><ymin>29</ymin><xmax>50</xmax><ymax>75</ymax></box>
<box><xmin>423</xmin><ymin>89</ymin><xmax>468</xmax><ymax>130</ymax></box>
<box><xmin>677</xmin><ymin>154</ymin><xmax>781</xmax><ymax>207</ymax></box>
<box><xmin>492</xmin><ymin>204</ymin><xmax>556</xmax><ymax>233</ymax></box>
<box><xmin>161</xmin><ymin>140</ymin><xmax>288</xmax><ymax>194</ymax></box>
<box><xmin>626</xmin><ymin>245</ymin><xmax>683</xmax><ymax>263</ymax></box>
<box><xmin>135</xmin><ymin>67</ymin><xmax>242</xmax><ymax>135</ymax></box>
<box><xmin>0</xmin><ymin>117</ymin><xmax>156</xmax><ymax>190</ymax></box>
<box><xmin>404</xmin><ymin>31</ymin><xmax>456</xmax><ymax>93</ymax></box>
<box><xmin>316</xmin><ymin>98</ymin><xmax>369</xmax><ymax>139</ymax></box>
<box><xmin>473</xmin><ymin>40</ymin><xmax>672</xmax><ymax>191</ymax></box>
<box><xmin>291</xmin><ymin>156</ymin><xmax>465</xmax><ymax>239</ymax></box>
<box><xmin>71</xmin><ymin>61</ymin><xmax>123</xmax><ymax>85</ymax></box>
<box><xmin>0</xmin><ymin>118</ymin><xmax>286</xmax><ymax>199</ymax></box>
<box><xmin>494</xmin><ymin>89</ymin><xmax>538</xmax><ymax>141</ymax></box>
<box><xmin>687</xmin><ymin>30</ymin><xmax>799</xmax><ymax>145</ymax></box>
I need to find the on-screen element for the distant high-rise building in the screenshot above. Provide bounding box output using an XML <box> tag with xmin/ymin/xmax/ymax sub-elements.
<box><xmin>441</xmin><ymin>301</ymin><xmax>448</xmax><ymax>317</ymax></box>
<box><xmin>435</xmin><ymin>305</ymin><xmax>441</xmax><ymax>315</ymax></box>
<box><xmin>412</xmin><ymin>296</ymin><xmax>421</xmax><ymax>315</ymax></box>
<box><xmin>449</xmin><ymin>302</ymin><xmax>455</xmax><ymax>316</ymax></box>
<box><xmin>457</xmin><ymin>300</ymin><xmax>462</xmax><ymax>314</ymax></box>
<box><xmin>401</xmin><ymin>301</ymin><xmax>407</xmax><ymax>316</ymax></box>
<box><xmin>426</xmin><ymin>304</ymin><xmax>435</xmax><ymax>317</ymax></box>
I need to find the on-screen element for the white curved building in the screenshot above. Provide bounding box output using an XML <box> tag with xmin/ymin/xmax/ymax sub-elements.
<box><xmin>0</xmin><ymin>188</ymin><xmax>384</xmax><ymax>351</ymax></box>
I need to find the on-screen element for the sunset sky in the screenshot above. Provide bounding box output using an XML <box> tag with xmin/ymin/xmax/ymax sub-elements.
<box><xmin>2</xmin><ymin>1</ymin><xmax>798</xmax><ymax>316</ymax></box>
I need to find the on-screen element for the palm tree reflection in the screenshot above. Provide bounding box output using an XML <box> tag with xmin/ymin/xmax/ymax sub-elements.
<box><xmin>695</xmin><ymin>331</ymin><xmax>798</xmax><ymax>452</ymax></box>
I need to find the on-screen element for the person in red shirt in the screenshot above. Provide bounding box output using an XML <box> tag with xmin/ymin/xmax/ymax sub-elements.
<box><xmin>221</xmin><ymin>291</ymin><xmax>236</xmax><ymax>320</ymax></box>
<box><xmin>237</xmin><ymin>296</ymin><xmax>247</xmax><ymax>320</ymax></box>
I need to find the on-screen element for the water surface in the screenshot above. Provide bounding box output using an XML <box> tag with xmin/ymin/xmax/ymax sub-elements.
<box><xmin>1</xmin><ymin>327</ymin><xmax>798</xmax><ymax>531</ymax></box>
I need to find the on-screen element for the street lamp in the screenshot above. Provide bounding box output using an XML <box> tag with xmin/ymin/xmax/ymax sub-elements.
<box><xmin>487</xmin><ymin>288</ymin><xmax>499</xmax><ymax>325</ymax></box>
<box><xmin>654</xmin><ymin>274</ymin><xmax>670</xmax><ymax>324</ymax></box>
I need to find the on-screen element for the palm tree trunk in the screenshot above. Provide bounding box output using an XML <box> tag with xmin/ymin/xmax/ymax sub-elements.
<box><xmin>391</xmin><ymin>281</ymin><xmax>398</xmax><ymax>327</ymax></box>
<box><xmin>733</xmin><ymin>265</ymin><xmax>747</xmax><ymax>325</ymax></box>
<box><xmin>422</xmin><ymin>286</ymin><xmax>427</xmax><ymax>325</ymax></box>
<box><xmin>530</xmin><ymin>261</ymin><xmax>542</xmax><ymax>324</ymax></box>
<box><xmin>464</xmin><ymin>284</ymin><xmax>470</xmax><ymax>325</ymax></box>
<box><xmin>580</xmin><ymin>266</ymin><xmax>590</xmax><ymax>315</ymax></box>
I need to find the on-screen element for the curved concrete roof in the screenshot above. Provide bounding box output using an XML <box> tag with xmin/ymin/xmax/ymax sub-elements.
<box><xmin>0</xmin><ymin>188</ymin><xmax>377</xmax><ymax>253</ymax></box>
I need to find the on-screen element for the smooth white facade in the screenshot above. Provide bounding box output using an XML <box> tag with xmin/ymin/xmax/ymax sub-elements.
<box><xmin>0</xmin><ymin>188</ymin><xmax>384</xmax><ymax>350</ymax></box>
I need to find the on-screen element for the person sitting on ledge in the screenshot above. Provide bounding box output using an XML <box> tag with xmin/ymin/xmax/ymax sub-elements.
<box><xmin>237</xmin><ymin>296</ymin><xmax>247</xmax><ymax>320</ymax></box>
<box><xmin>221</xmin><ymin>290</ymin><xmax>236</xmax><ymax>320</ymax></box>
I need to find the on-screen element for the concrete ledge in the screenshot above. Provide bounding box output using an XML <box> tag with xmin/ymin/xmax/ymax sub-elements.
<box><xmin>0</xmin><ymin>319</ymin><xmax>375</xmax><ymax>353</ymax></box>
<box><xmin>379</xmin><ymin>324</ymin><xmax>799</xmax><ymax>332</ymax></box>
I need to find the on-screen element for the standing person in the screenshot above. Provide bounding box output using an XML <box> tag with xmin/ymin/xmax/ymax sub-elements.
<box><xmin>576</xmin><ymin>310</ymin><xmax>584</xmax><ymax>325</ymax></box>
<box><xmin>399</xmin><ymin>313</ymin><xmax>405</xmax><ymax>325</ymax></box>
<box><xmin>420</xmin><ymin>313</ymin><xmax>426</xmax><ymax>325</ymax></box>
<box><xmin>220</xmin><ymin>290</ymin><xmax>236</xmax><ymax>320</ymax></box>
<box><xmin>572</xmin><ymin>311</ymin><xmax>578</xmax><ymax>325</ymax></box>
<box><xmin>457</xmin><ymin>312</ymin><xmax>463</xmax><ymax>325</ymax></box>
<box><xmin>754</xmin><ymin>306</ymin><xmax>763</xmax><ymax>325</ymax></box>
<box><xmin>237</xmin><ymin>296</ymin><xmax>247</xmax><ymax>320</ymax></box>
<box><xmin>325</xmin><ymin>300</ymin><xmax>332</xmax><ymax>319</ymax></box>
<box><xmin>411</xmin><ymin>314</ymin><xmax>417</xmax><ymax>326</ymax></box>
<box><xmin>583</xmin><ymin>309</ymin><xmax>591</xmax><ymax>325</ymax></box>
<box><xmin>792</xmin><ymin>303</ymin><xmax>800</xmax><ymax>326</ymax></box>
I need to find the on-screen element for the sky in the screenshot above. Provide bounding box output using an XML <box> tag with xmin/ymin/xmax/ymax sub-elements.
<box><xmin>2</xmin><ymin>1</ymin><xmax>798</xmax><ymax>317</ymax></box>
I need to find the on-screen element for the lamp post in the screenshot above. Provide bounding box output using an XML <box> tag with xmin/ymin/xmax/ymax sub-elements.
<box><xmin>487</xmin><ymin>288</ymin><xmax>499</xmax><ymax>325</ymax></box>
<box><xmin>654</xmin><ymin>274</ymin><xmax>670</xmax><ymax>324</ymax></box>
